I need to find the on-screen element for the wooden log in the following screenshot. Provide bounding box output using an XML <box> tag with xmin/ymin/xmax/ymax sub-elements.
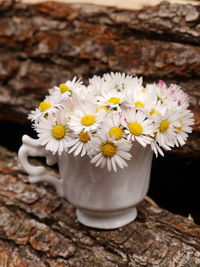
<box><xmin>0</xmin><ymin>0</ymin><xmax>199</xmax><ymax>156</ymax></box>
<box><xmin>0</xmin><ymin>145</ymin><xmax>200</xmax><ymax>266</ymax></box>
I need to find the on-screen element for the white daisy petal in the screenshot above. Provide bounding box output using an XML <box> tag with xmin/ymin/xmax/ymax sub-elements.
<box><xmin>111</xmin><ymin>157</ymin><xmax>117</xmax><ymax>172</ymax></box>
<box><xmin>91</xmin><ymin>152</ymin><xmax>102</xmax><ymax>163</ymax></box>
<box><xmin>74</xmin><ymin>142</ymin><xmax>83</xmax><ymax>156</ymax></box>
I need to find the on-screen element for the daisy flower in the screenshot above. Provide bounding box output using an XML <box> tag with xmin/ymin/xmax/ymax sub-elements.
<box><xmin>173</xmin><ymin>109</ymin><xmax>194</xmax><ymax>147</ymax></box>
<box><xmin>61</xmin><ymin>95</ymin><xmax>82</xmax><ymax>119</ymax></box>
<box><xmin>125</xmin><ymin>85</ymin><xmax>156</xmax><ymax>111</ymax></box>
<box><xmin>85</xmin><ymin>75</ymin><xmax>109</xmax><ymax>105</ymax></box>
<box><xmin>87</xmin><ymin>75</ymin><xmax>107</xmax><ymax>97</ymax></box>
<box><xmin>34</xmin><ymin>111</ymin><xmax>72</xmax><ymax>155</ymax></box>
<box><xmin>167</xmin><ymin>84</ymin><xmax>189</xmax><ymax>108</ymax></box>
<box><xmin>148</xmin><ymin>101</ymin><xmax>167</xmax><ymax>119</ymax></box>
<box><xmin>89</xmin><ymin>133</ymin><xmax>132</xmax><ymax>172</ymax></box>
<box><xmin>146</xmin><ymin>82</ymin><xmax>169</xmax><ymax>107</ymax></box>
<box><xmin>49</xmin><ymin>77</ymin><xmax>84</xmax><ymax>98</ymax></box>
<box><xmin>104</xmin><ymin>72</ymin><xmax>140</xmax><ymax>92</ymax></box>
<box><xmin>68</xmin><ymin>103</ymin><xmax>106</xmax><ymax>133</ymax></box>
<box><xmin>97</xmin><ymin>90</ymin><xmax>124</xmax><ymax>110</ymax></box>
<box><xmin>124</xmin><ymin>76</ymin><xmax>144</xmax><ymax>95</ymax></box>
<box><xmin>67</xmin><ymin>131</ymin><xmax>92</xmax><ymax>157</ymax></box>
<box><xmin>28</xmin><ymin>95</ymin><xmax>62</xmax><ymax>123</ymax></box>
<box><xmin>100</xmin><ymin>112</ymin><xmax>125</xmax><ymax>141</ymax></box>
<box><xmin>153</xmin><ymin>109</ymin><xmax>180</xmax><ymax>149</ymax></box>
<box><xmin>122</xmin><ymin>109</ymin><xmax>155</xmax><ymax>147</ymax></box>
<box><xmin>147</xmin><ymin>81</ymin><xmax>189</xmax><ymax>110</ymax></box>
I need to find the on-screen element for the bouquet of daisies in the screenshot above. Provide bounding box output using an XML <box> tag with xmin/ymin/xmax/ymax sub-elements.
<box><xmin>29</xmin><ymin>73</ymin><xmax>194</xmax><ymax>172</ymax></box>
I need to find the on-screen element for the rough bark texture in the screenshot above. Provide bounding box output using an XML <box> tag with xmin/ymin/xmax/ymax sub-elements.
<box><xmin>0</xmin><ymin>0</ymin><xmax>200</xmax><ymax>156</ymax></box>
<box><xmin>0</xmin><ymin>145</ymin><xmax>199</xmax><ymax>266</ymax></box>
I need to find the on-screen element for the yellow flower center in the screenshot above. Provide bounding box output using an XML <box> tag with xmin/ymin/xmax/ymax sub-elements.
<box><xmin>109</xmin><ymin>127</ymin><xmax>123</xmax><ymax>140</ymax></box>
<box><xmin>96</xmin><ymin>106</ymin><xmax>109</xmax><ymax>112</ymax></box>
<box><xmin>174</xmin><ymin>121</ymin><xmax>183</xmax><ymax>131</ymax></box>
<box><xmin>107</xmin><ymin>97</ymin><xmax>120</xmax><ymax>104</ymax></box>
<box><xmin>141</xmin><ymin>88</ymin><xmax>146</xmax><ymax>93</ymax></box>
<box><xmin>150</xmin><ymin>109</ymin><xmax>160</xmax><ymax>116</ymax></box>
<box><xmin>128</xmin><ymin>122</ymin><xmax>143</xmax><ymax>136</ymax></box>
<box><xmin>79</xmin><ymin>131</ymin><xmax>90</xmax><ymax>143</ymax></box>
<box><xmin>159</xmin><ymin>120</ymin><xmax>170</xmax><ymax>133</ymax></box>
<box><xmin>135</xmin><ymin>101</ymin><xmax>144</xmax><ymax>108</ymax></box>
<box><xmin>52</xmin><ymin>125</ymin><xmax>66</xmax><ymax>139</ymax></box>
<box><xmin>59</xmin><ymin>83</ymin><xmax>70</xmax><ymax>94</ymax></box>
<box><xmin>81</xmin><ymin>115</ymin><xmax>96</xmax><ymax>126</ymax></box>
<box><xmin>39</xmin><ymin>101</ymin><xmax>52</xmax><ymax>112</ymax></box>
<box><xmin>101</xmin><ymin>143</ymin><xmax>116</xmax><ymax>157</ymax></box>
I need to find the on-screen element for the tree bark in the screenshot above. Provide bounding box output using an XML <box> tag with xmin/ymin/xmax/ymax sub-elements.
<box><xmin>0</xmin><ymin>145</ymin><xmax>200</xmax><ymax>266</ymax></box>
<box><xmin>0</xmin><ymin>0</ymin><xmax>200</xmax><ymax>156</ymax></box>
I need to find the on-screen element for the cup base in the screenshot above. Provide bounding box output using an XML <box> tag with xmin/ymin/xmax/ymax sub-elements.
<box><xmin>76</xmin><ymin>207</ymin><xmax>137</xmax><ymax>229</ymax></box>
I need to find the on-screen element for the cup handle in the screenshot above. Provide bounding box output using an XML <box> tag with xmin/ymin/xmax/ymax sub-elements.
<box><xmin>18</xmin><ymin>135</ymin><xmax>64</xmax><ymax>197</ymax></box>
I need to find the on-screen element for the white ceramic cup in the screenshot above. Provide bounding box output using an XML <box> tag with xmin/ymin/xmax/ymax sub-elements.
<box><xmin>18</xmin><ymin>135</ymin><xmax>153</xmax><ymax>229</ymax></box>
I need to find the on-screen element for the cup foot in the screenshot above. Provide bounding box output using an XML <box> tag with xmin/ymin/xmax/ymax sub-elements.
<box><xmin>76</xmin><ymin>207</ymin><xmax>137</xmax><ymax>229</ymax></box>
